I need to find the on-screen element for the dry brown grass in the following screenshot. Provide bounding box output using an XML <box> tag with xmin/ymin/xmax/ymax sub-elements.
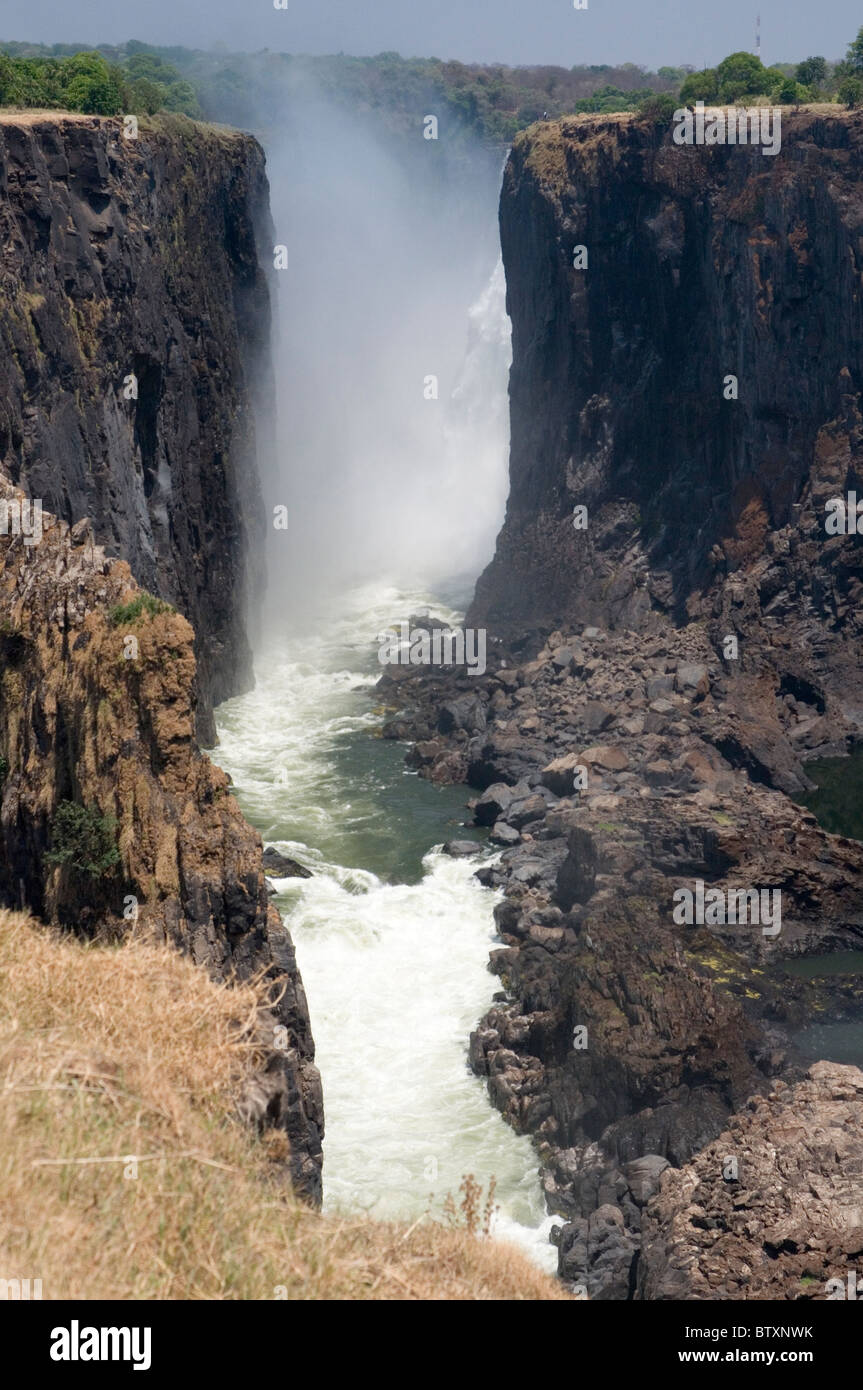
<box><xmin>0</xmin><ymin>911</ymin><xmax>567</xmax><ymax>1301</ymax></box>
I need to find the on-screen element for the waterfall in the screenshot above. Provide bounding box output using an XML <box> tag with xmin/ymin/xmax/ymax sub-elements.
<box><xmin>436</xmin><ymin>256</ymin><xmax>512</xmax><ymax>582</ymax></box>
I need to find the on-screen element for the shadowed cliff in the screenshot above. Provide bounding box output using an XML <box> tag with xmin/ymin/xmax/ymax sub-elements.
<box><xmin>0</xmin><ymin>111</ymin><xmax>274</xmax><ymax>743</ymax></box>
<box><xmin>472</xmin><ymin>107</ymin><xmax>863</xmax><ymax>663</ymax></box>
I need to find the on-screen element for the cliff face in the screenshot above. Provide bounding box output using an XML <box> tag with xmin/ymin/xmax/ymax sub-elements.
<box><xmin>386</xmin><ymin>108</ymin><xmax>863</xmax><ymax>1296</ymax></box>
<box><xmin>0</xmin><ymin>115</ymin><xmax>321</xmax><ymax>1202</ymax></box>
<box><xmin>472</xmin><ymin>108</ymin><xmax>863</xmax><ymax>683</ymax></box>
<box><xmin>0</xmin><ymin>112</ymin><xmax>274</xmax><ymax>743</ymax></box>
<box><xmin>0</xmin><ymin>482</ymin><xmax>322</xmax><ymax>1201</ymax></box>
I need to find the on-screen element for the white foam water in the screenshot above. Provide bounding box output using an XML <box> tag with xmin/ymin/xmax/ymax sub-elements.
<box><xmin>214</xmin><ymin>582</ymin><xmax>557</xmax><ymax>1271</ymax></box>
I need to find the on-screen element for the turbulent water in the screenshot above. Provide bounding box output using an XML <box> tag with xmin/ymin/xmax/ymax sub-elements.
<box><xmin>213</xmin><ymin>582</ymin><xmax>557</xmax><ymax>1270</ymax></box>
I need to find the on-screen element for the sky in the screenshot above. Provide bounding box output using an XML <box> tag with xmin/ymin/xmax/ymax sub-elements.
<box><xmin>0</xmin><ymin>0</ymin><xmax>857</xmax><ymax>70</ymax></box>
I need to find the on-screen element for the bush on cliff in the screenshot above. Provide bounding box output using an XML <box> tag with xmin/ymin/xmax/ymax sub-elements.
<box><xmin>637</xmin><ymin>92</ymin><xmax>679</xmax><ymax>124</ymax></box>
<box><xmin>45</xmin><ymin>802</ymin><xmax>120</xmax><ymax>880</ymax></box>
<box><xmin>108</xmin><ymin>592</ymin><xmax>175</xmax><ymax>627</ymax></box>
<box><xmin>679</xmin><ymin>68</ymin><xmax>719</xmax><ymax>103</ymax></box>
<box><xmin>0</xmin><ymin>911</ymin><xmax>567</xmax><ymax>1300</ymax></box>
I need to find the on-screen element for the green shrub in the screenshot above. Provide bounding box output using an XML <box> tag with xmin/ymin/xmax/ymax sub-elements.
<box><xmin>679</xmin><ymin>68</ymin><xmax>719</xmax><ymax>104</ymax></box>
<box><xmin>838</xmin><ymin>76</ymin><xmax>863</xmax><ymax>108</ymax></box>
<box><xmin>108</xmin><ymin>592</ymin><xmax>174</xmax><ymax>627</ymax></box>
<box><xmin>46</xmin><ymin>802</ymin><xmax>120</xmax><ymax>879</ymax></box>
<box><xmin>777</xmin><ymin>78</ymin><xmax>804</xmax><ymax>106</ymax></box>
<box><xmin>637</xmin><ymin>92</ymin><xmax>679</xmax><ymax>124</ymax></box>
<box><xmin>795</xmin><ymin>56</ymin><xmax>827</xmax><ymax>88</ymax></box>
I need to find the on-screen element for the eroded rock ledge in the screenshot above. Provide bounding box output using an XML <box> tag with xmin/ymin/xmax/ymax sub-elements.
<box><xmin>379</xmin><ymin>619</ymin><xmax>863</xmax><ymax>1293</ymax></box>
<box><xmin>0</xmin><ymin>484</ymin><xmax>322</xmax><ymax>1201</ymax></box>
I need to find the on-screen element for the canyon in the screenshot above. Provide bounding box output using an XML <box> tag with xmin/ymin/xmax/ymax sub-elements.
<box><xmin>4</xmin><ymin>95</ymin><xmax>863</xmax><ymax>1300</ymax></box>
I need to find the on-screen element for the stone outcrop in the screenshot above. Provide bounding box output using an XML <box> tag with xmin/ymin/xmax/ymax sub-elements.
<box><xmin>638</xmin><ymin>1062</ymin><xmax>863</xmax><ymax>1300</ymax></box>
<box><xmin>0</xmin><ymin>112</ymin><xmax>274</xmax><ymax>743</ymax></box>
<box><xmin>0</xmin><ymin>480</ymin><xmax>322</xmax><ymax>1202</ymax></box>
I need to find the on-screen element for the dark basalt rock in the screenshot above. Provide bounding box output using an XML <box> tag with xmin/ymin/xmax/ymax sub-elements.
<box><xmin>0</xmin><ymin>113</ymin><xmax>274</xmax><ymax>745</ymax></box>
<box><xmin>637</xmin><ymin>1063</ymin><xmax>863</xmax><ymax>1300</ymax></box>
<box><xmin>263</xmin><ymin>847</ymin><xmax>314</xmax><ymax>879</ymax></box>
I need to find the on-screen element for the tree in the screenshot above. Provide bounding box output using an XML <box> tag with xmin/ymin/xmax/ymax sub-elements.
<box><xmin>795</xmin><ymin>56</ymin><xmax>827</xmax><ymax>87</ymax></box>
<box><xmin>61</xmin><ymin>51</ymin><xmax>123</xmax><ymax>115</ymax></box>
<box><xmin>838</xmin><ymin>75</ymin><xmax>863</xmax><ymax>108</ymax></box>
<box><xmin>846</xmin><ymin>27</ymin><xmax>863</xmax><ymax>73</ymax></box>
<box><xmin>679</xmin><ymin>68</ymin><xmax>718</xmax><ymax>104</ymax></box>
<box><xmin>0</xmin><ymin>55</ymin><xmax>15</xmax><ymax>104</ymax></box>
<box><xmin>638</xmin><ymin>92</ymin><xmax>678</xmax><ymax>124</ymax></box>
<box><xmin>124</xmin><ymin>76</ymin><xmax>164</xmax><ymax>115</ymax></box>
<box><xmin>777</xmin><ymin>78</ymin><xmax>804</xmax><ymax>106</ymax></box>
<box><xmin>716</xmin><ymin>51</ymin><xmax>767</xmax><ymax>102</ymax></box>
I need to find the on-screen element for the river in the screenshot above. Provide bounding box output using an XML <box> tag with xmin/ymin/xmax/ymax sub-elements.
<box><xmin>213</xmin><ymin>580</ymin><xmax>557</xmax><ymax>1270</ymax></box>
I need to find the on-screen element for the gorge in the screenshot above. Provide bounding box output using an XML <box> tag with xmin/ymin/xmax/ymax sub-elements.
<box><xmin>3</xmin><ymin>91</ymin><xmax>863</xmax><ymax>1305</ymax></box>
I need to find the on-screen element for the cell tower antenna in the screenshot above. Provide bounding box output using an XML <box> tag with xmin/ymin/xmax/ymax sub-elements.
<box><xmin>756</xmin><ymin>13</ymin><xmax>761</xmax><ymax>59</ymax></box>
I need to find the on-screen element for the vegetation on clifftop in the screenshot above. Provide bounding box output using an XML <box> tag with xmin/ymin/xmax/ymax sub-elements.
<box><xmin>0</xmin><ymin>45</ymin><xmax>198</xmax><ymax>116</ymax></box>
<box><xmin>5</xmin><ymin>31</ymin><xmax>863</xmax><ymax>131</ymax></box>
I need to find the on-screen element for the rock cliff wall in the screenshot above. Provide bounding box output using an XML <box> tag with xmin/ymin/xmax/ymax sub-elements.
<box><xmin>0</xmin><ymin>112</ymin><xmax>274</xmax><ymax>743</ymax></box>
<box><xmin>0</xmin><ymin>114</ymin><xmax>322</xmax><ymax>1202</ymax></box>
<box><xmin>0</xmin><ymin>481</ymin><xmax>322</xmax><ymax>1201</ymax></box>
<box><xmin>472</xmin><ymin>108</ymin><xmax>863</xmax><ymax>698</ymax></box>
<box><xmin>387</xmin><ymin>107</ymin><xmax>863</xmax><ymax>1295</ymax></box>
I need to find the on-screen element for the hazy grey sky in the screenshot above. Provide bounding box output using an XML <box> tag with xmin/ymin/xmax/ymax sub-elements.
<box><xmin>0</xmin><ymin>0</ymin><xmax>856</xmax><ymax>69</ymax></box>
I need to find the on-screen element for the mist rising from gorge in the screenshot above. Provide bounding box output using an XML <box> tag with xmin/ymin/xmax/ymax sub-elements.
<box><xmin>249</xmin><ymin>76</ymin><xmax>512</xmax><ymax>629</ymax></box>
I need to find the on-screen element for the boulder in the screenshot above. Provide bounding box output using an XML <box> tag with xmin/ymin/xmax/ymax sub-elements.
<box><xmin>582</xmin><ymin>701</ymin><xmax>616</xmax><ymax>733</ymax></box>
<box><xmin>541</xmin><ymin>751</ymin><xmax>587</xmax><ymax>796</ymax></box>
<box><xmin>474</xmin><ymin>782</ymin><xmax>515</xmax><ymax>826</ymax></box>
<box><xmin>622</xmin><ymin>1155</ymin><xmax>670</xmax><ymax>1206</ymax></box>
<box><xmin>551</xmin><ymin>646</ymin><xmax>576</xmax><ymax>674</ymax></box>
<box><xmin>262</xmin><ymin>847</ymin><xmax>313</xmax><ymax>879</ymax></box>
<box><xmin>646</xmin><ymin>674</ymin><xmax>675</xmax><ymax>700</ymax></box>
<box><xmin>581</xmin><ymin>745</ymin><xmax>629</xmax><ymax>772</ymax></box>
<box><xmin>438</xmin><ymin>694</ymin><xmax>487</xmax><ymax>736</ymax></box>
<box><xmin>675</xmin><ymin>663</ymin><xmax>709</xmax><ymax>696</ymax></box>
<box><xmin>507</xmin><ymin>794</ymin><xmax>548</xmax><ymax>829</ymax></box>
